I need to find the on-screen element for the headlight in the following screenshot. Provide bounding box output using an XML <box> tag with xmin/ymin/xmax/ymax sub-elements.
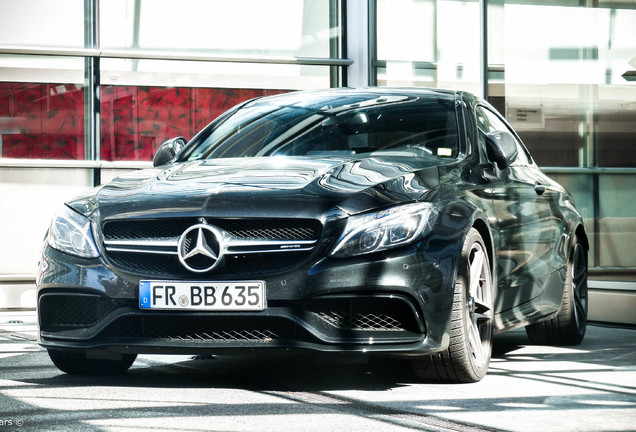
<box><xmin>330</xmin><ymin>202</ymin><xmax>438</xmax><ymax>257</ymax></box>
<box><xmin>47</xmin><ymin>206</ymin><xmax>100</xmax><ymax>258</ymax></box>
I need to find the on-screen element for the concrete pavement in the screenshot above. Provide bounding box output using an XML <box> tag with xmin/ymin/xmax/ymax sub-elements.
<box><xmin>327</xmin><ymin>323</ymin><xmax>636</xmax><ymax>432</ymax></box>
<box><xmin>1</xmin><ymin>311</ymin><xmax>634</xmax><ymax>432</ymax></box>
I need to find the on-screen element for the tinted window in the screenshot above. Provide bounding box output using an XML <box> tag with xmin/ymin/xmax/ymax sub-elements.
<box><xmin>186</xmin><ymin>94</ymin><xmax>460</xmax><ymax>160</ymax></box>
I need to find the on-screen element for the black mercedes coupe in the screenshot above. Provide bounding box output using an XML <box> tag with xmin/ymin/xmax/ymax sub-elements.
<box><xmin>37</xmin><ymin>88</ymin><xmax>589</xmax><ymax>383</ymax></box>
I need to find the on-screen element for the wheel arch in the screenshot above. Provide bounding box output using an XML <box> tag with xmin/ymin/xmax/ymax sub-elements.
<box><xmin>471</xmin><ymin>217</ymin><xmax>495</xmax><ymax>275</ymax></box>
<box><xmin>575</xmin><ymin>224</ymin><xmax>589</xmax><ymax>254</ymax></box>
<box><xmin>566</xmin><ymin>223</ymin><xmax>589</xmax><ymax>268</ymax></box>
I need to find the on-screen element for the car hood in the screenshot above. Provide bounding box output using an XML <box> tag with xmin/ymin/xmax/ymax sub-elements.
<box><xmin>69</xmin><ymin>156</ymin><xmax>443</xmax><ymax>221</ymax></box>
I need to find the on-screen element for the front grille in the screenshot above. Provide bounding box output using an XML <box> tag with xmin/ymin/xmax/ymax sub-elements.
<box><xmin>39</xmin><ymin>293</ymin><xmax>117</xmax><ymax>330</ymax></box>
<box><xmin>100</xmin><ymin>315</ymin><xmax>300</xmax><ymax>343</ymax></box>
<box><xmin>307</xmin><ymin>295</ymin><xmax>423</xmax><ymax>333</ymax></box>
<box><xmin>107</xmin><ymin>250</ymin><xmax>313</xmax><ymax>278</ymax></box>
<box><xmin>102</xmin><ymin>217</ymin><xmax>322</xmax><ymax>278</ymax></box>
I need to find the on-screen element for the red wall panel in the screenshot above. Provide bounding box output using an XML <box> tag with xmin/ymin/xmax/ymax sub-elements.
<box><xmin>100</xmin><ymin>85</ymin><xmax>287</xmax><ymax>161</ymax></box>
<box><xmin>0</xmin><ymin>83</ymin><xmax>84</xmax><ymax>159</ymax></box>
<box><xmin>1</xmin><ymin>83</ymin><xmax>287</xmax><ymax>161</ymax></box>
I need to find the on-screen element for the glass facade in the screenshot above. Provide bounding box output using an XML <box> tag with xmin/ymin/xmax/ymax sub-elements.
<box><xmin>0</xmin><ymin>0</ymin><xmax>84</xmax><ymax>48</ymax></box>
<box><xmin>0</xmin><ymin>0</ymin><xmax>343</xmax><ymax>162</ymax></box>
<box><xmin>375</xmin><ymin>0</ymin><xmax>636</xmax><ymax>279</ymax></box>
<box><xmin>101</xmin><ymin>0</ymin><xmax>337</xmax><ymax>58</ymax></box>
<box><xmin>376</xmin><ymin>0</ymin><xmax>482</xmax><ymax>93</ymax></box>
<box><xmin>0</xmin><ymin>0</ymin><xmax>635</xmax><ymax>297</ymax></box>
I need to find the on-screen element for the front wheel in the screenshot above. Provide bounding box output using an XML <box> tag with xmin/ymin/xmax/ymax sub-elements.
<box><xmin>413</xmin><ymin>228</ymin><xmax>494</xmax><ymax>383</ymax></box>
<box><xmin>48</xmin><ymin>349</ymin><xmax>137</xmax><ymax>375</ymax></box>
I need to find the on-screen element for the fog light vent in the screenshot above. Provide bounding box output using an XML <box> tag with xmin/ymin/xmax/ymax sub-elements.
<box><xmin>307</xmin><ymin>294</ymin><xmax>423</xmax><ymax>333</ymax></box>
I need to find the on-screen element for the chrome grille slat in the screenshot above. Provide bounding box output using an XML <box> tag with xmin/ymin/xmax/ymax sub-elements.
<box><xmin>104</xmin><ymin>238</ymin><xmax>317</xmax><ymax>254</ymax></box>
<box><xmin>104</xmin><ymin>238</ymin><xmax>179</xmax><ymax>255</ymax></box>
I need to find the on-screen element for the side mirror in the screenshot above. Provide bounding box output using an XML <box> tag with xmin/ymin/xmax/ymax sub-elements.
<box><xmin>153</xmin><ymin>137</ymin><xmax>187</xmax><ymax>167</ymax></box>
<box><xmin>485</xmin><ymin>130</ymin><xmax>518</xmax><ymax>170</ymax></box>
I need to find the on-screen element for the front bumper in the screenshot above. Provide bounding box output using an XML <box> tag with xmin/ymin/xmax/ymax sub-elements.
<box><xmin>37</xmin><ymin>242</ymin><xmax>456</xmax><ymax>357</ymax></box>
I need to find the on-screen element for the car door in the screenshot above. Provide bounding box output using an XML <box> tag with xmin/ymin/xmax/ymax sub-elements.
<box><xmin>475</xmin><ymin>106</ymin><xmax>564</xmax><ymax>315</ymax></box>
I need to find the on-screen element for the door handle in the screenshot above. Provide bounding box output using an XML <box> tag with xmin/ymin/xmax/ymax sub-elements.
<box><xmin>534</xmin><ymin>184</ymin><xmax>546</xmax><ymax>196</ymax></box>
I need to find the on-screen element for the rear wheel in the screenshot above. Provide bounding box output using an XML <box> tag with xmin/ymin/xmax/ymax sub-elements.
<box><xmin>526</xmin><ymin>234</ymin><xmax>588</xmax><ymax>345</ymax></box>
<box><xmin>48</xmin><ymin>349</ymin><xmax>137</xmax><ymax>375</ymax></box>
<box><xmin>413</xmin><ymin>228</ymin><xmax>493</xmax><ymax>383</ymax></box>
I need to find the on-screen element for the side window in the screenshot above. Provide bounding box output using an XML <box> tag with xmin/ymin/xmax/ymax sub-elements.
<box><xmin>475</xmin><ymin>106</ymin><xmax>530</xmax><ymax>166</ymax></box>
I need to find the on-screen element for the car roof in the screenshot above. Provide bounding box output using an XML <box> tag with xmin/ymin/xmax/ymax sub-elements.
<box><xmin>246</xmin><ymin>87</ymin><xmax>462</xmax><ymax>111</ymax></box>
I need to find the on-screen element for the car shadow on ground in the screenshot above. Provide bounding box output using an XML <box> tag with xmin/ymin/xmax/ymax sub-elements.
<box><xmin>24</xmin><ymin>325</ymin><xmax>635</xmax><ymax>394</ymax></box>
<box><xmin>26</xmin><ymin>352</ymin><xmax>414</xmax><ymax>392</ymax></box>
<box><xmin>8</xmin><ymin>325</ymin><xmax>635</xmax><ymax>432</ymax></box>
<box><xmin>23</xmin><ymin>330</ymin><xmax>536</xmax><ymax>393</ymax></box>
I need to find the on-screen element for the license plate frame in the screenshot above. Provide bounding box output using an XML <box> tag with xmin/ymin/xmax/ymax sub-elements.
<box><xmin>139</xmin><ymin>280</ymin><xmax>266</xmax><ymax>311</ymax></box>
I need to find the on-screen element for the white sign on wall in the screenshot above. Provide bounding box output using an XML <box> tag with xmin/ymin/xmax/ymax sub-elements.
<box><xmin>506</xmin><ymin>107</ymin><xmax>545</xmax><ymax>129</ymax></box>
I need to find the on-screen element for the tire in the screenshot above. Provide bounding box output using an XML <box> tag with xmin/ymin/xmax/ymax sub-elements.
<box><xmin>413</xmin><ymin>228</ymin><xmax>494</xmax><ymax>383</ymax></box>
<box><xmin>48</xmin><ymin>349</ymin><xmax>137</xmax><ymax>375</ymax></box>
<box><xmin>526</xmin><ymin>234</ymin><xmax>588</xmax><ymax>345</ymax></box>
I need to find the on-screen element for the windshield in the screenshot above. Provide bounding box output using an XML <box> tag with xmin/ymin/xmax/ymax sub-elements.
<box><xmin>185</xmin><ymin>93</ymin><xmax>460</xmax><ymax>161</ymax></box>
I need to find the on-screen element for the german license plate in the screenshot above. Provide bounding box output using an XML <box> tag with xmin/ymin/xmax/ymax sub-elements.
<box><xmin>139</xmin><ymin>280</ymin><xmax>265</xmax><ymax>311</ymax></box>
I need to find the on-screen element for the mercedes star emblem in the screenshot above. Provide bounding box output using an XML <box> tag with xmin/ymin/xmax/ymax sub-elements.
<box><xmin>177</xmin><ymin>224</ymin><xmax>224</xmax><ymax>273</ymax></box>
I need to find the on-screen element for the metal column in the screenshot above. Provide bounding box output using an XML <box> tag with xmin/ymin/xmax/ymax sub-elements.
<box><xmin>84</xmin><ymin>0</ymin><xmax>101</xmax><ymax>185</ymax></box>
<box><xmin>480</xmin><ymin>0</ymin><xmax>489</xmax><ymax>100</ymax></box>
